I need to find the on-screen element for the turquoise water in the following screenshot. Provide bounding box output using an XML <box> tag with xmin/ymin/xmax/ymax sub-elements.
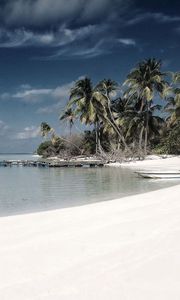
<box><xmin>0</xmin><ymin>154</ymin><xmax>179</xmax><ymax>216</ymax></box>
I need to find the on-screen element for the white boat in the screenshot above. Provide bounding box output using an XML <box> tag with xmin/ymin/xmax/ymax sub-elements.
<box><xmin>136</xmin><ymin>171</ymin><xmax>180</xmax><ymax>179</ymax></box>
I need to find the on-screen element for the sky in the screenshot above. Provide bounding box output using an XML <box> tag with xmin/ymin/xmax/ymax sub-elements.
<box><xmin>0</xmin><ymin>0</ymin><xmax>180</xmax><ymax>153</ymax></box>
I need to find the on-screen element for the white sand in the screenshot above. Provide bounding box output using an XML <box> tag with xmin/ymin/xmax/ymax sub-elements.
<box><xmin>108</xmin><ymin>155</ymin><xmax>180</xmax><ymax>171</ymax></box>
<box><xmin>0</xmin><ymin>157</ymin><xmax>180</xmax><ymax>299</ymax></box>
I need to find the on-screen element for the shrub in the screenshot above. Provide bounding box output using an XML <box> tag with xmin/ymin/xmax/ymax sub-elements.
<box><xmin>37</xmin><ymin>141</ymin><xmax>53</xmax><ymax>156</ymax></box>
<box><xmin>82</xmin><ymin>131</ymin><xmax>96</xmax><ymax>154</ymax></box>
<box><xmin>153</xmin><ymin>123</ymin><xmax>180</xmax><ymax>154</ymax></box>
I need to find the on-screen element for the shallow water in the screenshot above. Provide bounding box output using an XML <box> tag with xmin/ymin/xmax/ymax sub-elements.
<box><xmin>0</xmin><ymin>154</ymin><xmax>179</xmax><ymax>216</ymax></box>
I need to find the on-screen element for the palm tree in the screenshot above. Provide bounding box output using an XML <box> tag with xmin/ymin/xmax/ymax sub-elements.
<box><xmin>60</xmin><ymin>108</ymin><xmax>75</xmax><ymax>136</ymax></box>
<box><xmin>67</xmin><ymin>77</ymin><xmax>106</xmax><ymax>153</ymax></box>
<box><xmin>165</xmin><ymin>72</ymin><xmax>180</xmax><ymax>127</ymax></box>
<box><xmin>40</xmin><ymin>122</ymin><xmax>53</xmax><ymax>138</ymax></box>
<box><xmin>95</xmin><ymin>79</ymin><xmax>128</xmax><ymax>150</ymax></box>
<box><xmin>40</xmin><ymin>122</ymin><xmax>59</xmax><ymax>156</ymax></box>
<box><xmin>68</xmin><ymin>77</ymin><xmax>94</xmax><ymax>121</ymax></box>
<box><xmin>125</xmin><ymin>104</ymin><xmax>165</xmax><ymax>152</ymax></box>
<box><xmin>124</xmin><ymin>58</ymin><xmax>168</xmax><ymax>154</ymax></box>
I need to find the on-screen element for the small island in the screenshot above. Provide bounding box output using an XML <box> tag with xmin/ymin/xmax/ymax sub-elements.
<box><xmin>37</xmin><ymin>59</ymin><xmax>180</xmax><ymax>162</ymax></box>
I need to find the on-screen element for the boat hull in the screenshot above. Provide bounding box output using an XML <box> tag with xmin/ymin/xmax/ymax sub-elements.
<box><xmin>137</xmin><ymin>172</ymin><xmax>180</xmax><ymax>179</ymax></box>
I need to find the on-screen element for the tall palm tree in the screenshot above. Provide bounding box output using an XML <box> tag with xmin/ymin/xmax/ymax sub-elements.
<box><xmin>165</xmin><ymin>72</ymin><xmax>180</xmax><ymax>126</ymax></box>
<box><xmin>96</xmin><ymin>79</ymin><xmax>118</xmax><ymax>98</ymax></box>
<box><xmin>125</xmin><ymin>104</ymin><xmax>165</xmax><ymax>151</ymax></box>
<box><xmin>60</xmin><ymin>108</ymin><xmax>76</xmax><ymax>136</ymax></box>
<box><xmin>95</xmin><ymin>79</ymin><xmax>128</xmax><ymax>150</ymax></box>
<box><xmin>111</xmin><ymin>96</ymin><xmax>135</xmax><ymax>149</ymax></box>
<box><xmin>124</xmin><ymin>58</ymin><xmax>168</xmax><ymax>154</ymax></box>
<box><xmin>67</xmin><ymin>77</ymin><xmax>106</xmax><ymax>153</ymax></box>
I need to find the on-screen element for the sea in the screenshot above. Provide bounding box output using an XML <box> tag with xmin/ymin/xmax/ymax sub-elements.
<box><xmin>0</xmin><ymin>154</ymin><xmax>179</xmax><ymax>216</ymax></box>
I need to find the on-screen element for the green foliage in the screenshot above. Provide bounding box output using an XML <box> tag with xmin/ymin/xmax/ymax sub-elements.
<box><xmin>59</xmin><ymin>108</ymin><xmax>75</xmax><ymax>135</ymax></box>
<box><xmin>37</xmin><ymin>141</ymin><xmax>53</xmax><ymax>156</ymax></box>
<box><xmin>37</xmin><ymin>132</ymin><xmax>97</xmax><ymax>158</ymax></box>
<box><xmin>153</xmin><ymin>143</ymin><xmax>169</xmax><ymax>155</ymax></box>
<box><xmin>82</xmin><ymin>131</ymin><xmax>96</xmax><ymax>154</ymax></box>
<box><xmin>37</xmin><ymin>59</ymin><xmax>179</xmax><ymax>158</ymax></box>
<box><xmin>154</xmin><ymin>123</ymin><xmax>180</xmax><ymax>154</ymax></box>
<box><xmin>37</xmin><ymin>138</ymin><xmax>66</xmax><ymax>157</ymax></box>
<box><xmin>40</xmin><ymin>122</ymin><xmax>52</xmax><ymax>137</ymax></box>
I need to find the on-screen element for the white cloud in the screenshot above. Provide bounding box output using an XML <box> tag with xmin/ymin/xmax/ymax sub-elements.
<box><xmin>1</xmin><ymin>0</ymin><xmax>128</xmax><ymax>27</ymax></box>
<box><xmin>0</xmin><ymin>78</ymin><xmax>81</xmax><ymax>111</ymax></box>
<box><xmin>20</xmin><ymin>84</ymin><xmax>32</xmax><ymax>89</ymax></box>
<box><xmin>69</xmin><ymin>40</ymin><xmax>107</xmax><ymax>58</ymax></box>
<box><xmin>36</xmin><ymin>81</ymin><xmax>74</xmax><ymax>114</ymax></box>
<box><xmin>118</xmin><ymin>38</ymin><xmax>136</xmax><ymax>46</ymax></box>
<box><xmin>155</xmin><ymin>13</ymin><xmax>180</xmax><ymax>23</ymax></box>
<box><xmin>0</xmin><ymin>25</ymin><xmax>98</xmax><ymax>48</ymax></box>
<box><xmin>0</xmin><ymin>85</ymin><xmax>52</xmax><ymax>104</ymax></box>
<box><xmin>0</xmin><ymin>1</ymin><xmax>131</xmax><ymax>59</ymax></box>
<box><xmin>15</xmin><ymin>126</ymin><xmax>40</xmax><ymax>140</ymax></box>
<box><xmin>52</xmin><ymin>82</ymin><xmax>74</xmax><ymax>98</ymax></box>
<box><xmin>37</xmin><ymin>103</ymin><xmax>62</xmax><ymax>114</ymax></box>
<box><xmin>126</xmin><ymin>12</ymin><xmax>180</xmax><ymax>26</ymax></box>
<box><xmin>48</xmin><ymin>39</ymin><xmax>108</xmax><ymax>60</ymax></box>
<box><xmin>13</xmin><ymin>88</ymin><xmax>52</xmax><ymax>103</ymax></box>
<box><xmin>37</xmin><ymin>80</ymin><xmax>79</xmax><ymax>113</ymax></box>
<box><xmin>12</xmin><ymin>81</ymin><xmax>73</xmax><ymax>104</ymax></box>
<box><xmin>2</xmin><ymin>0</ymin><xmax>81</xmax><ymax>26</ymax></box>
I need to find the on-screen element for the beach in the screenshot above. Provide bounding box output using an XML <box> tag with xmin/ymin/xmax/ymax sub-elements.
<box><xmin>108</xmin><ymin>155</ymin><xmax>180</xmax><ymax>170</ymax></box>
<box><xmin>0</xmin><ymin>156</ymin><xmax>180</xmax><ymax>299</ymax></box>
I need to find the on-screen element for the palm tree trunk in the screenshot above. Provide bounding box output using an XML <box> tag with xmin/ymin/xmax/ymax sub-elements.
<box><xmin>139</xmin><ymin>127</ymin><xmax>144</xmax><ymax>151</ymax></box>
<box><xmin>95</xmin><ymin>122</ymin><xmax>98</xmax><ymax>154</ymax></box>
<box><xmin>144</xmin><ymin>127</ymin><xmax>148</xmax><ymax>155</ymax></box>
<box><xmin>140</xmin><ymin>99</ymin><xmax>144</xmax><ymax>112</ymax></box>
<box><xmin>117</xmin><ymin>137</ymin><xmax>121</xmax><ymax>150</ymax></box>
<box><xmin>106</xmin><ymin>95</ymin><xmax>128</xmax><ymax>150</ymax></box>
<box><xmin>105</xmin><ymin>115</ymin><xmax>128</xmax><ymax>150</ymax></box>
<box><xmin>69</xmin><ymin>122</ymin><xmax>72</xmax><ymax>136</ymax></box>
<box><xmin>97</xmin><ymin>124</ymin><xmax>101</xmax><ymax>151</ymax></box>
<box><xmin>144</xmin><ymin>111</ymin><xmax>149</xmax><ymax>155</ymax></box>
<box><xmin>95</xmin><ymin>121</ymin><xmax>102</xmax><ymax>154</ymax></box>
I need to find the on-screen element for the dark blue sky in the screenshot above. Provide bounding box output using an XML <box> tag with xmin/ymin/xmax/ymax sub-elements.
<box><xmin>0</xmin><ymin>0</ymin><xmax>179</xmax><ymax>152</ymax></box>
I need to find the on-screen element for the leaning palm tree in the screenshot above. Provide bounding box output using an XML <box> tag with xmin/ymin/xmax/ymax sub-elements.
<box><xmin>95</xmin><ymin>79</ymin><xmax>129</xmax><ymax>150</ymax></box>
<box><xmin>124</xmin><ymin>58</ymin><xmax>168</xmax><ymax>154</ymax></box>
<box><xmin>60</xmin><ymin>108</ymin><xmax>76</xmax><ymax>136</ymax></box>
<box><xmin>67</xmin><ymin>77</ymin><xmax>129</xmax><ymax>153</ymax></box>
<box><xmin>104</xmin><ymin>95</ymin><xmax>132</xmax><ymax>150</ymax></box>
<box><xmin>96</xmin><ymin>79</ymin><xmax>118</xmax><ymax>124</ymax></box>
<box><xmin>40</xmin><ymin>122</ymin><xmax>53</xmax><ymax>138</ymax></box>
<box><xmin>67</xmin><ymin>77</ymin><xmax>106</xmax><ymax>153</ymax></box>
<box><xmin>40</xmin><ymin>121</ymin><xmax>83</xmax><ymax>155</ymax></box>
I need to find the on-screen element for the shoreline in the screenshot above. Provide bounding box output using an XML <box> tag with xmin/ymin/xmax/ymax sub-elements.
<box><xmin>0</xmin><ymin>185</ymin><xmax>180</xmax><ymax>299</ymax></box>
<box><xmin>0</xmin><ymin>156</ymin><xmax>180</xmax><ymax>299</ymax></box>
<box><xmin>107</xmin><ymin>155</ymin><xmax>180</xmax><ymax>170</ymax></box>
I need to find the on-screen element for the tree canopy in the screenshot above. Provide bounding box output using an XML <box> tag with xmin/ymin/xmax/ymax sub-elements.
<box><xmin>38</xmin><ymin>58</ymin><xmax>180</xmax><ymax>158</ymax></box>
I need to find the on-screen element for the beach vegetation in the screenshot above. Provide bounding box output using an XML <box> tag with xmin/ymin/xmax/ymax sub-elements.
<box><xmin>38</xmin><ymin>59</ymin><xmax>179</xmax><ymax>158</ymax></box>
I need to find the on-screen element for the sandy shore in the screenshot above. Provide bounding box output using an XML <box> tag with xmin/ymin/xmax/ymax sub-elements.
<box><xmin>0</xmin><ymin>157</ymin><xmax>180</xmax><ymax>299</ymax></box>
<box><xmin>108</xmin><ymin>155</ymin><xmax>180</xmax><ymax>171</ymax></box>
